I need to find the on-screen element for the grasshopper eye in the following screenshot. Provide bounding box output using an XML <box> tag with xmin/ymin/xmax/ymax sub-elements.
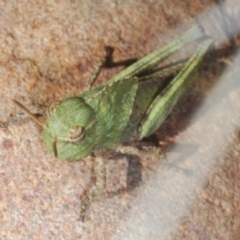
<box><xmin>52</xmin><ymin>125</ymin><xmax>85</xmax><ymax>158</ymax></box>
<box><xmin>47</xmin><ymin>101</ymin><xmax>61</xmax><ymax>116</ymax></box>
<box><xmin>68</xmin><ymin>126</ymin><xmax>85</xmax><ymax>143</ymax></box>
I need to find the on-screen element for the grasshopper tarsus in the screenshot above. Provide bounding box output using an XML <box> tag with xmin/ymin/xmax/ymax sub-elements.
<box><xmin>103</xmin><ymin>46</ymin><xmax>114</xmax><ymax>67</ymax></box>
<box><xmin>79</xmin><ymin>194</ymin><xmax>91</xmax><ymax>222</ymax></box>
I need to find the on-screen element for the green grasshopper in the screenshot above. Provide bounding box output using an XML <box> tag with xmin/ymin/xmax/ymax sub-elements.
<box><xmin>8</xmin><ymin>26</ymin><xmax>212</xmax><ymax>160</ymax></box>
<box><xmin>2</xmin><ymin>25</ymin><xmax>213</xmax><ymax>220</ymax></box>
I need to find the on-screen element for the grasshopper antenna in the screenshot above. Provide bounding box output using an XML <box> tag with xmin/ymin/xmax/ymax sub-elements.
<box><xmin>12</xmin><ymin>99</ymin><xmax>47</xmax><ymax>128</ymax></box>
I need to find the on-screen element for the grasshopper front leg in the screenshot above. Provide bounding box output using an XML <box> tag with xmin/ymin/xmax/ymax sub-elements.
<box><xmin>139</xmin><ymin>38</ymin><xmax>213</xmax><ymax>138</ymax></box>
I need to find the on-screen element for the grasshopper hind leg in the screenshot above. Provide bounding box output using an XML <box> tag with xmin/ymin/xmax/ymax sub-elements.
<box><xmin>139</xmin><ymin>38</ymin><xmax>213</xmax><ymax>139</ymax></box>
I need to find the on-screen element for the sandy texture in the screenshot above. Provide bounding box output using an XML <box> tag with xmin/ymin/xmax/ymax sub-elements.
<box><xmin>0</xmin><ymin>0</ymin><xmax>240</xmax><ymax>239</ymax></box>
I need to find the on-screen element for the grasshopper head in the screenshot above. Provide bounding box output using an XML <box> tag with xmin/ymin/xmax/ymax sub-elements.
<box><xmin>43</xmin><ymin>97</ymin><xmax>97</xmax><ymax>160</ymax></box>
